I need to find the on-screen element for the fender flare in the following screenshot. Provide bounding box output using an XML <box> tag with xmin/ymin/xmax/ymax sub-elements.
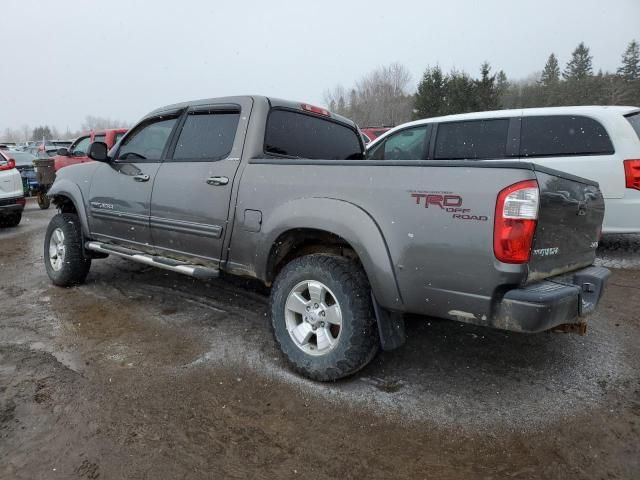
<box><xmin>257</xmin><ymin>197</ymin><xmax>403</xmax><ymax>310</ymax></box>
<box><xmin>48</xmin><ymin>179</ymin><xmax>90</xmax><ymax>236</ymax></box>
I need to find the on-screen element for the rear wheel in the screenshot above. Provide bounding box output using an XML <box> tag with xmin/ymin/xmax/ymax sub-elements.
<box><xmin>44</xmin><ymin>213</ymin><xmax>91</xmax><ymax>286</ymax></box>
<box><xmin>270</xmin><ymin>254</ymin><xmax>379</xmax><ymax>381</ymax></box>
<box><xmin>37</xmin><ymin>192</ymin><xmax>50</xmax><ymax>209</ymax></box>
<box><xmin>0</xmin><ymin>213</ymin><xmax>22</xmax><ymax>228</ymax></box>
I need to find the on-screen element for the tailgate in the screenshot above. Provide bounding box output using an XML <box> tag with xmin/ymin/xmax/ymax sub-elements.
<box><xmin>527</xmin><ymin>166</ymin><xmax>604</xmax><ymax>282</ymax></box>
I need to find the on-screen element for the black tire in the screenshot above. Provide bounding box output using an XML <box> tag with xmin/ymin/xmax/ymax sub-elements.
<box><xmin>270</xmin><ymin>254</ymin><xmax>379</xmax><ymax>381</ymax></box>
<box><xmin>44</xmin><ymin>213</ymin><xmax>91</xmax><ymax>286</ymax></box>
<box><xmin>0</xmin><ymin>213</ymin><xmax>21</xmax><ymax>228</ymax></box>
<box><xmin>37</xmin><ymin>192</ymin><xmax>50</xmax><ymax>210</ymax></box>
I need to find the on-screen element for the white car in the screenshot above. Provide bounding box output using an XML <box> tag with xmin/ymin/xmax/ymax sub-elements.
<box><xmin>0</xmin><ymin>150</ymin><xmax>26</xmax><ymax>227</ymax></box>
<box><xmin>366</xmin><ymin>106</ymin><xmax>640</xmax><ymax>234</ymax></box>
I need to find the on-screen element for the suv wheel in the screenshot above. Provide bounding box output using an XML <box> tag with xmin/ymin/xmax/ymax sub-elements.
<box><xmin>270</xmin><ymin>254</ymin><xmax>379</xmax><ymax>381</ymax></box>
<box><xmin>44</xmin><ymin>213</ymin><xmax>91</xmax><ymax>286</ymax></box>
<box><xmin>0</xmin><ymin>213</ymin><xmax>22</xmax><ymax>228</ymax></box>
<box><xmin>37</xmin><ymin>192</ymin><xmax>50</xmax><ymax>210</ymax></box>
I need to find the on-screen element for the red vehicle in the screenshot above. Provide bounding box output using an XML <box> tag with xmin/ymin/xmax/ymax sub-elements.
<box><xmin>361</xmin><ymin>126</ymin><xmax>392</xmax><ymax>141</ymax></box>
<box><xmin>53</xmin><ymin>128</ymin><xmax>127</xmax><ymax>171</ymax></box>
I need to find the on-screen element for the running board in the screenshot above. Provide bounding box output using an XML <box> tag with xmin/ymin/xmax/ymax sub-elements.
<box><xmin>85</xmin><ymin>241</ymin><xmax>220</xmax><ymax>280</ymax></box>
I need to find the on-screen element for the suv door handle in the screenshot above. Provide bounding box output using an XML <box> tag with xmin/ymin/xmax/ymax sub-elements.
<box><xmin>206</xmin><ymin>176</ymin><xmax>229</xmax><ymax>186</ymax></box>
<box><xmin>133</xmin><ymin>174</ymin><xmax>150</xmax><ymax>182</ymax></box>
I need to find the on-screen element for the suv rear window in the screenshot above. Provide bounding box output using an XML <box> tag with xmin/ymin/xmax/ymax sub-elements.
<box><xmin>173</xmin><ymin>111</ymin><xmax>240</xmax><ymax>161</ymax></box>
<box><xmin>625</xmin><ymin>112</ymin><xmax>640</xmax><ymax>140</ymax></box>
<box><xmin>434</xmin><ymin>119</ymin><xmax>509</xmax><ymax>160</ymax></box>
<box><xmin>265</xmin><ymin>109</ymin><xmax>362</xmax><ymax>160</ymax></box>
<box><xmin>520</xmin><ymin>115</ymin><xmax>614</xmax><ymax>157</ymax></box>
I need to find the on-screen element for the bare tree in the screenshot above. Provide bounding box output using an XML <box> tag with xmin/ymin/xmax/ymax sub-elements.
<box><xmin>81</xmin><ymin>115</ymin><xmax>131</xmax><ymax>131</ymax></box>
<box><xmin>324</xmin><ymin>63</ymin><xmax>414</xmax><ymax>127</ymax></box>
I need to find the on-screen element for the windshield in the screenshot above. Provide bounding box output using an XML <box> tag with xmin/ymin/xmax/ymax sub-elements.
<box><xmin>9</xmin><ymin>151</ymin><xmax>36</xmax><ymax>166</ymax></box>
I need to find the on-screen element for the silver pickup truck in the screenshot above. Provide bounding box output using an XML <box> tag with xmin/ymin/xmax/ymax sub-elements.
<box><xmin>45</xmin><ymin>95</ymin><xmax>610</xmax><ymax>380</ymax></box>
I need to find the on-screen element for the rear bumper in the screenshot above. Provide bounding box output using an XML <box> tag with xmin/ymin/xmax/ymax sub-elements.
<box><xmin>0</xmin><ymin>196</ymin><xmax>26</xmax><ymax>215</ymax></box>
<box><xmin>602</xmin><ymin>191</ymin><xmax>640</xmax><ymax>233</ymax></box>
<box><xmin>492</xmin><ymin>266</ymin><xmax>610</xmax><ymax>333</ymax></box>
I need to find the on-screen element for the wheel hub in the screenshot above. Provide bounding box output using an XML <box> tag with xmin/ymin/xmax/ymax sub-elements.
<box><xmin>284</xmin><ymin>280</ymin><xmax>342</xmax><ymax>356</ymax></box>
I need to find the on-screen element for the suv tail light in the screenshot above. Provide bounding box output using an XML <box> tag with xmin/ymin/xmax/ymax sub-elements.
<box><xmin>494</xmin><ymin>180</ymin><xmax>539</xmax><ymax>264</ymax></box>
<box><xmin>0</xmin><ymin>159</ymin><xmax>16</xmax><ymax>171</ymax></box>
<box><xmin>623</xmin><ymin>159</ymin><xmax>640</xmax><ymax>190</ymax></box>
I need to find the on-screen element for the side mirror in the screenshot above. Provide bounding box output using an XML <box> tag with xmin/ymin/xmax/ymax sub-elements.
<box><xmin>88</xmin><ymin>142</ymin><xmax>109</xmax><ymax>162</ymax></box>
<box><xmin>57</xmin><ymin>147</ymin><xmax>69</xmax><ymax>156</ymax></box>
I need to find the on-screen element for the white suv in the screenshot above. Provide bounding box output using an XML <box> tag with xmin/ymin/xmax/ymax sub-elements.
<box><xmin>367</xmin><ymin>106</ymin><xmax>640</xmax><ymax>233</ymax></box>
<box><xmin>0</xmin><ymin>151</ymin><xmax>26</xmax><ymax>227</ymax></box>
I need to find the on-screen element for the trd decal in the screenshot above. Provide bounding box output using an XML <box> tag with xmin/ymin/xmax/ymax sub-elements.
<box><xmin>410</xmin><ymin>191</ymin><xmax>488</xmax><ymax>222</ymax></box>
<box><xmin>91</xmin><ymin>201</ymin><xmax>114</xmax><ymax>210</ymax></box>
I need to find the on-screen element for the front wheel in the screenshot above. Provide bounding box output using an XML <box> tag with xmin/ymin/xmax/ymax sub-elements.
<box><xmin>270</xmin><ymin>254</ymin><xmax>379</xmax><ymax>381</ymax></box>
<box><xmin>44</xmin><ymin>213</ymin><xmax>91</xmax><ymax>286</ymax></box>
<box><xmin>37</xmin><ymin>192</ymin><xmax>50</xmax><ymax>209</ymax></box>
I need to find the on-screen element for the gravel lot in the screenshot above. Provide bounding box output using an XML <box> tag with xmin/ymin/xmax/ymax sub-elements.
<box><xmin>1</xmin><ymin>199</ymin><xmax>639</xmax><ymax>479</ymax></box>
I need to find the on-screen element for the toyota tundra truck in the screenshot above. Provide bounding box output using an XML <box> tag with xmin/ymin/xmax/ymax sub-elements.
<box><xmin>44</xmin><ymin>95</ymin><xmax>610</xmax><ymax>381</ymax></box>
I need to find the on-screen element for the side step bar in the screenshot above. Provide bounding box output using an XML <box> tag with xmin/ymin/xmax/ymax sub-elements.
<box><xmin>85</xmin><ymin>241</ymin><xmax>220</xmax><ymax>280</ymax></box>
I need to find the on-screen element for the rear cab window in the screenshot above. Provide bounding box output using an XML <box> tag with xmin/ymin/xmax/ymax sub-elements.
<box><xmin>264</xmin><ymin>109</ymin><xmax>363</xmax><ymax>160</ymax></box>
<box><xmin>434</xmin><ymin>119</ymin><xmax>510</xmax><ymax>160</ymax></box>
<box><xmin>520</xmin><ymin>115</ymin><xmax>614</xmax><ymax>157</ymax></box>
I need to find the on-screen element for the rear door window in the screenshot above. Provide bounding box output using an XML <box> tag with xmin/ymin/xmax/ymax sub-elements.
<box><xmin>520</xmin><ymin>115</ymin><xmax>614</xmax><ymax>157</ymax></box>
<box><xmin>172</xmin><ymin>110</ymin><xmax>240</xmax><ymax>161</ymax></box>
<box><xmin>434</xmin><ymin>119</ymin><xmax>509</xmax><ymax>160</ymax></box>
<box><xmin>265</xmin><ymin>109</ymin><xmax>363</xmax><ymax>160</ymax></box>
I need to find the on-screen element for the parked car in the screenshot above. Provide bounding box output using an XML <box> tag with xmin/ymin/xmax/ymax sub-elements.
<box><xmin>361</xmin><ymin>126</ymin><xmax>391</xmax><ymax>141</ymax></box>
<box><xmin>9</xmin><ymin>151</ymin><xmax>38</xmax><ymax>195</ymax></box>
<box><xmin>0</xmin><ymin>150</ymin><xmax>26</xmax><ymax>227</ymax></box>
<box><xmin>54</xmin><ymin>129</ymin><xmax>127</xmax><ymax>171</ymax></box>
<box><xmin>45</xmin><ymin>95</ymin><xmax>609</xmax><ymax>381</ymax></box>
<box><xmin>366</xmin><ymin>106</ymin><xmax>640</xmax><ymax>234</ymax></box>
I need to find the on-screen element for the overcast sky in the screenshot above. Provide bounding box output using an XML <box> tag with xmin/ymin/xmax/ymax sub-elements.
<box><xmin>1</xmin><ymin>0</ymin><xmax>638</xmax><ymax>133</ymax></box>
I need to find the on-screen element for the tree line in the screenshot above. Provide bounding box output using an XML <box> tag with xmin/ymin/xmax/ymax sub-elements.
<box><xmin>1</xmin><ymin>116</ymin><xmax>130</xmax><ymax>144</ymax></box>
<box><xmin>324</xmin><ymin>40</ymin><xmax>640</xmax><ymax>127</ymax></box>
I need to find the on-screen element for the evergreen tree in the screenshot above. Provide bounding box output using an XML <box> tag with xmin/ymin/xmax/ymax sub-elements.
<box><xmin>563</xmin><ymin>42</ymin><xmax>593</xmax><ymax>80</ymax></box>
<box><xmin>414</xmin><ymin>65</ymin><xmax>447</xmax><ymax>119</ymax></box>
<box><xmin>540</xmin><ymin>53</ymin><xmax>560</xmax><ymax>86</ymax></box>
<box><xmin>32</xmin><ymin>126</ymin><xmax>53</xmax><ymax>141</ymax></box>
<box><xmin>446</xmin><ymin>70</ymin><xmax>478</xmax><ymax>114</ymax></box>
<box><xmin>475</xmin><ymin>62</ymin><xmax>499</xmax><ymax>110</ymax></box>
<box><xmin>617</xmin><ymin>40</ymin><xmax>640</xmax><ymax>80</ymax></box>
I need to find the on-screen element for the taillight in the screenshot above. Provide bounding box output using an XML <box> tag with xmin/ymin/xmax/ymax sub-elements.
<box><xmin>16</xmin><ymin>197</ymin><xmax>26</xmax><ymax>206</ymax></box>
<box><xmin>494</xmin><ymin>180</ymin><xmax>539</xmax><ymax>264</ymax></box>
<box><xmin>0</xmin><ymin>159</ymin><xmax>16</xmax><ymax>171</ymax></box>
<box><xmin>624</xmin><ymin>159</ymin><xmax>640</xmax><ymax>190</ymax></box>
<box><xmin>301</xmin><ymin>103</ymin><xmax>331</xmax><ymax>117</ymax></box>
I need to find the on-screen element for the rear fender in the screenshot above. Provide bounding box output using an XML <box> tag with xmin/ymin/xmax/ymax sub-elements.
<box><xmin>257</xmin><ymin>197</ymin><xmax>403</xmax><ymax>310</ymax></box>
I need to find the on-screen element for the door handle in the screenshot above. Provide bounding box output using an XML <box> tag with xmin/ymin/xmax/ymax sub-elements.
<box><xmin>133</xmin><ymin>174</ymin><xmax>150</xmax><ymax>182</ymax></box>
<box><xmin>206</xmin><ymin>176</ymin><xmax>229</xmax><ymax>186</ymax></box>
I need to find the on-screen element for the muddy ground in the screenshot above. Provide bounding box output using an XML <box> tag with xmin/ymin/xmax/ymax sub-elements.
<box><xmin>1</xmin><ymin>199</ymin><xmax>639</xmax><ymax>479</ymax></box>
